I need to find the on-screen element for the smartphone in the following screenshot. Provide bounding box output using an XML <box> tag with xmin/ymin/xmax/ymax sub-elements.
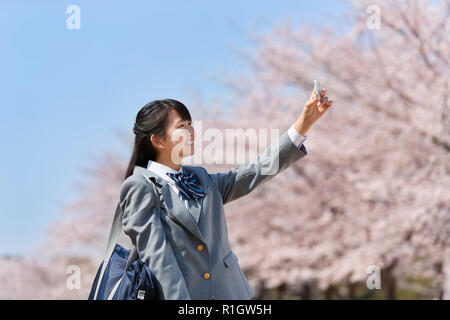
<box><xmin>314</xmin><ymin>80</ymin><xmax>322</xmax><ymax>103</ymax></box>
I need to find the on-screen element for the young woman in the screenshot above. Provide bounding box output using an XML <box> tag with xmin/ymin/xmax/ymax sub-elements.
<box><xmin>120</xmin><ymin>86</ymin><xmax>333</xmax><ymax>300</ymax></box>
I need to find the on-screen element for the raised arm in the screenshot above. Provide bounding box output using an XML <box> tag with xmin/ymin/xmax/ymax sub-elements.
<box><xmin>207</xmin><ymin>129</ymin><xmax>307</xmax><ymax>205</ymax></box>
<box><xmin>208</xmin><ymin>82</ymin><xmax>333</xmax><ymax>205</ymax></box>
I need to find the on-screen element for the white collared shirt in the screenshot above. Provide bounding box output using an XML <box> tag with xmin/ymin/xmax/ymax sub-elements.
<box><xmin>147</xmin><ymin>160</ymin><xmax>193</xmax><ymax>212</ymax></box>
<box><xmin>287</xmin><ymin>125</ymin><xmax>307</xmax><ymax>149</ymax></box>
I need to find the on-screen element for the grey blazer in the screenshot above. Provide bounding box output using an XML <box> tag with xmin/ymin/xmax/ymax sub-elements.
<box><xmin>119</xmin><ymin>129</ymin><xmax>308</xmax><ymax>300</ymax></box>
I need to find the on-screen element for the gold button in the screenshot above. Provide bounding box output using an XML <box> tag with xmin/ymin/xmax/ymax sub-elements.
<box><xmin>203</xmin><ymin>272</ymin><xmax>210</xmax><ymax>280</ymax></box>
<box><xmin>197</xmin><ymin>244</ymin><xmax>204</xmax><ymax>252</ymax></box>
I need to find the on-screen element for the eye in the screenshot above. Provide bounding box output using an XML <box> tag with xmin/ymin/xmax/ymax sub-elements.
<box><xmin>178</xmin><ymin>121</ymin><xmax>191</xmax><ymax>128</ymax></box>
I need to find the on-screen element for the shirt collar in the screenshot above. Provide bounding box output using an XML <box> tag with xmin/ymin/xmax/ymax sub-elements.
<box><xmin>147</xmin><ymin>160</ymin><xmax>183</xmax><ymax>184</ymax></box>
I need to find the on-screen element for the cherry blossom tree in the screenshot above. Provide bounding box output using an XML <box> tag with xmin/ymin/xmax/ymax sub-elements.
<box><xmin>217</xmin><ymin>0</ymin><xmax>449</xmax><ymax>299</ymax></box>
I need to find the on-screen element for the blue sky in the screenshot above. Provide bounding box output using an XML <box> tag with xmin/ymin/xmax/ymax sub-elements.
<box><xmin>0</xmin><ymin>0</ymin><xmax>348</xmax><ymax>256</ymax></box>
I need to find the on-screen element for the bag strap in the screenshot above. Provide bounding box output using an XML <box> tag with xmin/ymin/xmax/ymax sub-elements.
<box><xmin>92</xmin><ymin>176</ymin><xmax>161</xmax><ymax>300</ymax></box>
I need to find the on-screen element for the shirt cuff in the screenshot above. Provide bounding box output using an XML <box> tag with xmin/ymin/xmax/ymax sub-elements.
<box><xmin>287</xmin><ymin>125</ymin><xmax>307</xmax><ymax>149</ymax></box>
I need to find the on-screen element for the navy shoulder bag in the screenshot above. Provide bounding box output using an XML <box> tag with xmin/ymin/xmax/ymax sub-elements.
<box><xmin>88</xmin><ymin>178</ymin><xmax>162</xmax><ymax>300</ymax></box>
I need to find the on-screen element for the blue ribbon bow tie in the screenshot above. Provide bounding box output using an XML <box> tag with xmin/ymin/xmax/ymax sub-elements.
<box><xmin>166</xmin><ymin>171</ymin><xmax>206</xmax><ymax>201</ymax></box>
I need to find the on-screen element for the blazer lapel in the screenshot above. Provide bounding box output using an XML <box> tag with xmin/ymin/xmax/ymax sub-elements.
<box><xmin>187</xmin><ymin>197</ymin><xmax>203</xmax><ymax>223</ymax></box>
<box><xmin>133</xmin><ymin>165</ymin><xmax>205</xmax><ymax>243</ymax></box>
<box><xmin>161</xmin><ymin>184</ymin><xmax>205</xmax><ymax>243</ymax></box>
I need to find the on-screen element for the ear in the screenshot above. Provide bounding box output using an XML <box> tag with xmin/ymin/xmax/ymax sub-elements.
<box><xmin>150</xmin><ymin>134</ymin><xmax>164</xmax><ymax>151</ymax></box>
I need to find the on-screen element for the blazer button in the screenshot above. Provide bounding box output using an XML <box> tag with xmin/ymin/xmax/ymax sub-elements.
<box><xmin>197</xmin><ymin>244</ymin><xmax>204</xmax><ymax>252</ymax></box>
<box><xmin>203</xmin><ymin>272</ymin><xmax>210</xmax><ymax>280</ymax></box>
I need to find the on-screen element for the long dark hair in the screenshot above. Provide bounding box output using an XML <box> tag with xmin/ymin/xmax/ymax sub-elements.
<box><xmin>124</xmin><ymin>99</ymin><xmax>192</xmax><ymax>180</ymax></box>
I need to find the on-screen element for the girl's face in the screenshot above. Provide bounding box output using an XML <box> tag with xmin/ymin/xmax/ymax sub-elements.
<box><xmin>152</xmin><ymin>108</ymin><xmax>195</xmax><ymax>163</ymax></box>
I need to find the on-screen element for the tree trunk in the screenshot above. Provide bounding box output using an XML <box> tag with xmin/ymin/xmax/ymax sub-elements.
<box><xmin>381</xmin><ymin>261</ymin><xmax>397</xmax><ymax>300</ymax></box>
<box><xmin>443</xmin><ymin>247</ymin><xmax>450</xmax><ymax>300</ymax></box>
